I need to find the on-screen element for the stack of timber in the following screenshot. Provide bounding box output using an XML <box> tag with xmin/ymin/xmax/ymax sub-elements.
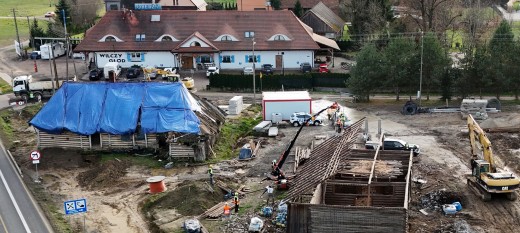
<box><xmin>294</xmin><ymin>147</ymin><xmax>312</xmax><ymax>173</ymax></box>
<box><xmin>198</xmin><ymin>201</ymin><xmax>235</xmax><ymax>219</ymax></box>
<box><xmin>338</xmin><ymin>160</ymin><xmax>403</xmax><ymax>178</ymax></box>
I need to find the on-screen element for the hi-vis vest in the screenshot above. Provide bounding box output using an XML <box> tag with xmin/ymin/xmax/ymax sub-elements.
<box><xmin>233</xmin><ymin>196</ymin><xmax>239</xmax><ymax>204</ymax></box>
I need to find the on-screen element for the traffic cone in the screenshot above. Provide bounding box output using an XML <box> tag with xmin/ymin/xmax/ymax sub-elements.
<box><xmin>34</xmin><ymin>60</ymin><xmax>38</xmax><ymax>72</ymax></box>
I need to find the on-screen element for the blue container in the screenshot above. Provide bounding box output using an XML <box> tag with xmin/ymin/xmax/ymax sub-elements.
<box><xmin>452</xmin><ymin>202</ymin><xmax>462</xmax><ymax>211</ymax></box>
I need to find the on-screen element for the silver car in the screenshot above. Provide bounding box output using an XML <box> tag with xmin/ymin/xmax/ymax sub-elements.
<box><xmin>242</xmin><ymin>67</ymin><xmax>254</xmax><ymax>75</ymax></box>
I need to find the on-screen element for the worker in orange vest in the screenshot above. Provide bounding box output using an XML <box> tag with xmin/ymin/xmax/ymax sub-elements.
<box><xmin>223</xmin><ymin>202</ymin><xmax>231</xmax><ymax>219</ymax></box>
<box><xmin>233</xmin><ymin>192</ymin><xmax>240</xmax><ymax>213</ymax></box>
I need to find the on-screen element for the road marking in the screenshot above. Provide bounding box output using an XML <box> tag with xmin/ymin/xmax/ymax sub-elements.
<box><xmin>0</xmin><ymin>168</ymin><xmax>31</xmax><ymax>233</ymax></box>
<box><xmin>0</xmin><ymin>213</ymin><xmax>8</xmax><ymax>233</ymax></box>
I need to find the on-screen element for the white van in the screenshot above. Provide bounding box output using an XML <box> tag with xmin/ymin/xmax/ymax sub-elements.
<box><xmin>40</xmin><ymin>42</ymin><xmax>66</xmax><ymax>60</ymax></box>
<box><xmin>103</xmin><ymin>62</ymin><xmax>122</xmax><ymax>79</ymax></box>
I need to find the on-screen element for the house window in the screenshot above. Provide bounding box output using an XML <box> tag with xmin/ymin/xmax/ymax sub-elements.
<box><xmin>200</xmin><ymin>55</ymin><xmax>211</xmax><ymax>63</ymax></box>
<box><xmin>190</xmin><ymin>41</ymin><xmax>201</xmax><ymax>47</ymax></box>
<box><xmin>274</xmin><ymin>35</ymin><xmax>285</xmax><ymax>41</ymax></box>
<box><xmin>245</xmin><ymin>31</ymin><xmax>255</xmax><ymax>38</ymax></box>
<box><xmin>222</xmin><ymin>55</ymin><xmax>233</xmax><ymax>63</ymax></box>
<box><xmin>131</xmin><ymin>53</ymin><xmax>141</xmax><ymax>62</ymax></box>
<box><xmin>247</xmin><ymin>55</ymin><xmax>259</xmax><ymax>63</ymax></box>
<box><xmin>221</xmin><ymin>36</ymin><xmax>232</xmax><ymax>41</ymax></box>
<box><xmin>135</xmin><ymin>34</ymin><xmax>145</xmax><ymax>41</ymax></box>
<box><xmin>105</xmin><ymin>36</ymin><xmax>116</xmax><ymax>42</ymax></box>
<box><xmin>161</xmin><ymin>36</ymin><xmax>173</xmax><ymax>41</ymax></box>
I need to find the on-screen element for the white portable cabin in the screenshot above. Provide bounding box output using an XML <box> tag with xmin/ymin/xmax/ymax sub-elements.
<box><xmin>262</xmin><ymin>91</ymin><xmax>312</xmax><ymax>121</ymax></box>
<box><xmin>40</xmin><ymin>42</ymin><xmax>66</xmax><ymax>59</ymax></box>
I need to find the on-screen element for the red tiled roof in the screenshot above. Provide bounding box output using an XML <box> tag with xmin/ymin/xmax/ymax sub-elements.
<box><xmin>281</xmin><ymin>0</ymin><xmax>340</xmax><ymax>10</ymax></box>
<box><xmin>75</xmin><ymin>10</ymin><xmax>319</xmax><ymax>52</ymax></box>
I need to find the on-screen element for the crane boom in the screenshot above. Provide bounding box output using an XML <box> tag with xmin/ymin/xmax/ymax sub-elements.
<box><xmin>272</xmin><ymin>104</ymin><xmax>337</xmax><ymax>177</ymax></box>
<box><xmin>467</xmin><ymin>114</ymin><xmax>495</xmax><ymax>171</ymax></box>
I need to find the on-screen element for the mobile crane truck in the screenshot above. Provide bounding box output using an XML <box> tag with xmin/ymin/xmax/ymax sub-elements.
<box><xmin>269</xmin><ymin>104</ymin><xmax>337</xmax><ymax>190</ymax></box>
<box><xmin>467</xmin><ymin>114</ymin><xmax>519</xmax><ymax>201</ymax></box>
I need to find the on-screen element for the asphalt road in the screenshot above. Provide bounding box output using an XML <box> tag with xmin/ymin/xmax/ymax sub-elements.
<box><xmin>0</xmin><ymin>147</ymin><xmax>52</xmax><ymax>233</ymax></box>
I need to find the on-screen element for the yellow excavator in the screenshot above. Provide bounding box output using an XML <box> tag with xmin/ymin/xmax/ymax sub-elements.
<box><xmin>467</xmin><ymin>114</ymin><xmax>520</xmax><ymax>201</ymax></box>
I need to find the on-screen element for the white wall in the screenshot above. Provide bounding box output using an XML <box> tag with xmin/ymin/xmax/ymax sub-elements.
<box><xmin>216</xmin><ymin>50</ymin><xmax>314</xmax><ymax>70</ymax></box>
<box><xmin>263</xmin><ymin>100</ymin><xmax>312</xmax><ymax>121</ymax></box>
<box><xmin>95</xmin><ymin>51</ymin><xmax>177</xmax><ymax>68</ymax></box>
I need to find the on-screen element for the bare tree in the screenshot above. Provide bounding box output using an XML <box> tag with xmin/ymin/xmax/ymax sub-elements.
<box><xmin>70</xmin><ymin>0</ymin><xmax>101</xmax><ymax>30</ymax></box>
<box><xmin>403</xmin><ymin>0</ymin><xmax>463</xmax><ymax>32</ymax></box>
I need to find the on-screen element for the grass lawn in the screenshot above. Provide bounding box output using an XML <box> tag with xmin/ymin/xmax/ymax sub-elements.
<box><xmin>0</xmin><ymin>0</ymin><xmax>55</xmax><ymax>17</ymax></box>
<box><xmin>511</xmin><ymin>21</ymin><xmax>520</xmax><ymax>39</ymax></box>
<box><xmin>446</xmin><ymin>30</ymin><xmax>463</xmax><ymax>52</ymax></box>
<box><xmin>0</xmin><ymin>18</ymin><xmax>33</xmax><ymax>48</ymax></box>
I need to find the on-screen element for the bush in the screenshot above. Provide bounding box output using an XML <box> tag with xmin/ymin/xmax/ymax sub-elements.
<box><xmin>209</xmin><ymin>73</ymin><xmax>349</xmax><ymax>91</ymax></box>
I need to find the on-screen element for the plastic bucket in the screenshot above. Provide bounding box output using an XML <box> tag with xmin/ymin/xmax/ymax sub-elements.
<box><xmin>452</xmin><ymin>202</ymin><xmax>462</xmax><ymax>211</ymax></box>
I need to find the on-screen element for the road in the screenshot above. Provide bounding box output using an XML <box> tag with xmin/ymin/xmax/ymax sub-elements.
<box><xmin>0</xmin><ymin>146</ymin><xmax>52</xmax><ymax>233</ymax></box>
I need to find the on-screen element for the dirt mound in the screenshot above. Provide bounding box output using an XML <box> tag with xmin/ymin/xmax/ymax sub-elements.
<box><xmin>146</xmin><ymin>181</ymin><xmax>222</xmax><ymax>216</ymax></box>
<box><xmin>77</xmin><ymin>159</ymin><xmax>131</xmax><ymax>189</ymax></box>
<box><xmin>479</xmin><ymin>114</ymin><xmax>520</xmax><ymax>129</ymax></box>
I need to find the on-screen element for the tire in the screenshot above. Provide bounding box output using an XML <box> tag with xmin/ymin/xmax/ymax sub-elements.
<box><xmin>34</xmin><ymin>93</ymin><xmax>43</xmax><ymax>103</ymax></box>
<box><xmin>507</xmin><ymin>192</ymin><xmax>517</xmax><ymax>201</ymax></box>
<box><xmin>486</xmin><ymin>98</ymin><xmax>501</xmax><ymax>111</ymax></box>
<box><xmin>402</xmin><ymin>101</ymin><xmax>418</xmax><ymax>115</ymax></box>
<box><xmin>313</xmin><ymin>121</ymin><xmax>320</xmax><ymax>126</ymax></box>
<box><xmin>292</xmin><ymin>121</ymin><xmax>300</xmax><ymax>127</ymax></box>
<box><xmin>20</xmin><ymin>94</ymin><xmax>29</xmax><ymax>102</ymax></box>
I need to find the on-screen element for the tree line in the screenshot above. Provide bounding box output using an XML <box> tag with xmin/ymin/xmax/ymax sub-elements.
<box><xmin>348</xmin><ymin>20</ymin><xmax>520</xmax><ymax>101</ymax></box>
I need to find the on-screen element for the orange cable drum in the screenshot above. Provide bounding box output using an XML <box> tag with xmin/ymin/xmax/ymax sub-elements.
<box><xmin>147</xmin><ymin>176</ymin><xmax>167</xmax><ymax>194</ymax></box>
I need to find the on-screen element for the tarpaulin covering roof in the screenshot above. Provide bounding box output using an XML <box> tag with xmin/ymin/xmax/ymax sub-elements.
<box><xmin>30</xmin><ymin>82</ymin><xmax>200</xmax><ymax>135</ymax></box>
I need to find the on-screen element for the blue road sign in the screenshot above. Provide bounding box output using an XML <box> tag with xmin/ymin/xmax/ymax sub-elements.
<box><xmin>64</xmin><ymin>199</ymin><xmax>88</xmax><ymax>215</ymax></box>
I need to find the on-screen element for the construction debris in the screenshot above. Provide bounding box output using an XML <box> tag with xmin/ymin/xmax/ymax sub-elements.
<box><xmin>420</xmin><ymin>189</ymin><xmax>463</xmax><ymax>211</ymax></box>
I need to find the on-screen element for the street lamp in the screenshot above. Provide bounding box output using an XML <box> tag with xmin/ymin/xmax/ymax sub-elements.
<box><xmin>419</xmin><ymin>31</ymin><xmax>424</xmax><ymax>106</ymax></box>
<box><xmin>252</xmin><ymin>38</ymin><xmax>256</xmax><ymax>105</ymax></box>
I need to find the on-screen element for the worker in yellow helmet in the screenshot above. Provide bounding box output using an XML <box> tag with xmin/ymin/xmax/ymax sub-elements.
<box><xmin>208</xmin><ymin>164</ymin><xmax>214</xmax><ymax>186</ymax></box>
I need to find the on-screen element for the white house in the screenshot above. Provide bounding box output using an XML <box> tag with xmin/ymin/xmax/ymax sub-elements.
<box><xmin>75</xmin><ymin>10</ymin><xmax>338</xmax><ymax>70</ymax></box>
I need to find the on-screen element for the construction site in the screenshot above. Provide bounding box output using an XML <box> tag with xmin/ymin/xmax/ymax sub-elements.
<box><xmin>2</xmin><ymin>91</ymin><xmax>520</xmax><ymax>233</ymax></box>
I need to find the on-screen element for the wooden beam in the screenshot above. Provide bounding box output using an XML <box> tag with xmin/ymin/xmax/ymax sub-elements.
<box><xmin>403</xmin><ymin>150</ymin><xmax>413</xmax><ymax>209</ymax></box>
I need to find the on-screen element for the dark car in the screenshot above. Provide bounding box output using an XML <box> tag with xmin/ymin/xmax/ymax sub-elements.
<box><xmin>365</xmin><ymin>138</ymin><xmax>420</xmax><ymax>156</ymax></box>
<box><xmin>126</xmin><ymin>67</ymin><xmax>141</xmax><ymax>79</ymax></box>
<box><xmin>30</xmin><ymin>51</ymin><xmax>41</xmax><ymax>60</ymax></box>
<box><xmin>300</xmin><ymin>62</ymin><xmax>312</xmax><ymax>73</ymax></box>
<box><xmin>261</xmin><ymin>64</ymin><xmax>274</xmax><ymax>75</ymax></box>
<box><xmin>89</xmin><ymin>68</ymin><xmax>104</xmax><ymax>81</ymax></box>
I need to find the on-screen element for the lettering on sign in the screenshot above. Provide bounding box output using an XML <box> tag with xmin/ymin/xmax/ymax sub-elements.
<box><xmin>135</xmin><ymin>3</ymin><xmax>162</xmax><ymax>10</ymax></box>
<box><xmin>98</xmin><ymin>53</ymin><xmax>126</xmax><ymax>63</ymax></box>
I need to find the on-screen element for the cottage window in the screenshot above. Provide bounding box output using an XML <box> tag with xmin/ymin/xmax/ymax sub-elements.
<box><xmin>105</xmin><ymin>36</ymin><xmax>116</xmax><ymax>42</ymax></box>
<box><xmin>190</xmin><ymin>41</ymin><xmax>201</xmax><ymax>47</ymax></box>
<box><xmin>247</xmin><ymin>55</ymin><xmax>258</xmax><ymax>63</ymax></box>
<box><xmin>222</xmin><ymin>55</ymin><xmax>232</xmax><ymax>63</ymax></box>
<box><xmin>221</xmin><ymin>36</ymin><xmax>232</xmax><ymax>41</ymax></box>
<box><xmin>131</xmin><ymin>53</ymin><xmax>141</xmax><ymax>62</ymax></box>
<box><xmin>161</xmin><ymin>36</ymin><xmax>173</xmax><ymax>41</ymax></box>
<box><xmin>135</xmin><ymin>34</ymin><xmax>146</xmax><ymax>41</ymax></box>
<box><xmin>200</xmin><ymin>55</ymin><xmax>211</xmax><ymax>63</ymax></box>
<box><xmin>245</xmin><ymin>31</ymin><xmax>255</xmax><ymax>38</ymax></box>
<box><xmin>274</xmin><ymin>35</ymin><xmax>285</xmax><ymax>41</ymax></box>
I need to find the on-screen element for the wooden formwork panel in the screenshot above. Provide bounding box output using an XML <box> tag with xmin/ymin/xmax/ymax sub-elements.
<box><xmin>100</xmin><ymin>133</ymin><xmax>157</xmax><ymax>149</ymax></box>
<box><xmin>169</xmin><ymin>143</ymin><xmax>195</xmax><ymax>159</ymax></box>
<box><xmin>37</xmin><ymin>130</ymin><xmax>91</xmax><ymax>149</ymax></box>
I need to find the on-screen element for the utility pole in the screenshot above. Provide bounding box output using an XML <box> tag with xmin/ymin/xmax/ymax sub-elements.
<box><xmin>47</xmin><ymin>46</ymin><xmax>56</xmax><ymax>94</ymax></box>
<box><xmin>419</xmin><ymin>31</ymin><xmax>424</xmax><ymax>107</ymax></box>
<box><xmin>52</xmin><ymin>47</ymin><xmax>59</xmax><ymax>90</ymax></box>
<box><xmin>27</xmin><ymin>16</ymin><xmax>35</xmax><ymax>51</ymax></box>
<box><xmin>12</xmin><ymin>9</ymin><xmax>23</xmax><ymax>59</ymax></box>
<box><xmin>62</xmin><ymin>9</ymin><xmax>69</xmax><ymax>81</ymax></box>
<box><xmin>252</xmin><ymin>38</ymin><xmax>256</xmax><ymax>105</ymax></box>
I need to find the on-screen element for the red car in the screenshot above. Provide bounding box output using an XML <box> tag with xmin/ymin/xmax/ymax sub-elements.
<box><xmin>319</xmin><ymin>64</ymin><xmax>330</xmax><ymax>73</ymax></box>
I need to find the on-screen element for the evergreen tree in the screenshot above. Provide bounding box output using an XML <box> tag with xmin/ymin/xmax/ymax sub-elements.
<box><xmin>383</xmin><ymin>38</ymin><xmax>417</xmax><ymax>101</ymax></box>
<box><xmin>30</xmin><ymin>18</ymin><xmax>46</xmax><ymax>48</ymax></box>
<box><xmin>293</xmin><ymin>0</ymin><xmax>303</xmax><ymax>17</ymax></box>
<box><xmin>347</xmin><ymin>44</ymin><xmax>385</xmax><ymax>101</ymax></box>
<box><xmin>271</xmin><ymin>0</ymin><xmax>281</xmax><ymax>10</ymax></box>
<box><xmin>421</xmin><ymin>32</ymin><xmax>450</xmax><ymax>100</ymax></box>
<box><xmin>488</xmin><ymin>20</ymin><xmax>515</xmax><ymax>99</ymax></box>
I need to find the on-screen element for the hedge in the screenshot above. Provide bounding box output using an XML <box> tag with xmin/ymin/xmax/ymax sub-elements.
<box><xmin>209</xmin><ymin>73</ymin><xmax>350</xmax><ymax>91</ymax></box>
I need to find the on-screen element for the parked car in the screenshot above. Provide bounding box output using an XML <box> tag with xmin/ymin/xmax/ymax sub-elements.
<box><xmin>71</xmin><ymin>52</ymin><xmax>85</xmax><ymax>60</ymax></box>
<box><xmin>289</xmin><ymin>112</ymin><xmax>323</xmax><ymax>127</ymax></box>
<box><xmin>242</xmin><ymin>67</ymin><xmax>254</xmax><ymax>75</ymax></box>
<box><xmin>261</xmin><ymin>64</ymin><xmax>274</xmax><ymax>75</ymax></box>
<box><xmin>44</xmin><ymin>12</ymin><xmax>56</xmax><ymax>18</ymax></box>
<box><xmin>126</xmin><ymin>67</ymin><xmax>141</xmax><ymax>79</ymax></box>
<box><xmin>206</xmin><ymin>66</ymin><xmax>219</xmax><ymax>77</ymax></box>
<box><xmin>30</xmin><ymin>51</ymin><xmax>41</xmax><ymax>60</ymax></box>
<box><xmin>89</xmin><ymin>68</ymin><xmax>104</xmax><ymax>81</ymax></box>
<box><xmin>365</xmin><ymin>138</ymin><xmax>421</xmax><ymax>156</ymax></box>
<box><xmin>318</xmin><ymin>64</ymin><xmax>330</xmax><ymax>73</ymax></box>
<box><xmin>300</xmin><ymin>62</ymin><xmax>312</xmax><ymax>73</ymax></box>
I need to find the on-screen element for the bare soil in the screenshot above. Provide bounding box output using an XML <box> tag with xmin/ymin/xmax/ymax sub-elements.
<box><xmin>3</xmin><ymin>95</ymin><xmax>520</xmax><ymax>232</ymax></box>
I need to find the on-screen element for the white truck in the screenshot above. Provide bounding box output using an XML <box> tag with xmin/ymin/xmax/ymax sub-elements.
<box><xmin>40</xmin><ymin>42</ymin><xmax>66</xmax><ymax>59</ymax></box>
<box><xmin>262</xmin><ymin>91</ymin><xmax>312</xmax><ymax>121</ymax></box>
<box><xmin>12</xmin><ymin>75</ymin><xmax>68</xmax><ymax>102</ymax></box>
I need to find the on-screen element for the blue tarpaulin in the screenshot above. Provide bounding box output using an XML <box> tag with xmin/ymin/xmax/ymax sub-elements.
<box><xmin>30</xmin><ymin>82</ymin><xmax>200</xmax><ymax>135</ymax></box>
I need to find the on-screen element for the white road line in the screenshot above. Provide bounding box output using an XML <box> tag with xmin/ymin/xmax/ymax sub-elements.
<box><xmin>0</xmin><ymin>168</ymin><xmax>31</xmax><ymax>233</ymax></box>
<box><xmin>0</xmin><ymin>213</ymin><xmax>8</xmax><ymax>233</ymax></box>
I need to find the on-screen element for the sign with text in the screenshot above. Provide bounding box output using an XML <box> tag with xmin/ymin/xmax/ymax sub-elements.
<box><xmin>135</xmin><ymin>3</ymin><xmax>162</xmax><ymax>10</ymax></box>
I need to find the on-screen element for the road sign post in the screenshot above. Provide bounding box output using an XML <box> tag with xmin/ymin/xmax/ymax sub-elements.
<box><xmin>30</xmin><ymin>150</ymin><xmax>41</xmax><ymax>183</ymax></box>
<box><xmin>64</xmin><ymin>198</ymin><xmax>88</xmax><ymax>231</ymax></box>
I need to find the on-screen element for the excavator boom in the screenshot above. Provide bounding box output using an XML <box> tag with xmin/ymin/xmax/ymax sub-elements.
<box><xmin>467</xmin><ymin>114</ymin><xmax>495</xmax><ymax>171</ymax></box>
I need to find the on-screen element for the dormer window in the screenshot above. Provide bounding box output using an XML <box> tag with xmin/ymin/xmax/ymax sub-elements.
<box><xmin>99</xmin><ymin>35</ymin><xmax>123</xmax><ymax>42</ymax></box>
<box><xmin>162</xmin><ymin>36</ymin><xmax>173</xmax><ymax>41</ymax></box>
<box><xmin>105</xmin><ymin>36</ymin><xmax>116</xmax><ymax>42</ymax></box>
<box><xmin>221</xmin><ymin>36</ymin><xmax>232</xmax><ymax>41</ymax></box>
<box><xmin>190</xmin><ymin>41</ymin><xmax>201</xmax><ymax>47</ymax></box>
<box><xmin>245</xmin><ymin>31</ymin><xmax>255</xmax><ymax>38</ymax></box>
<box><xmin>268</xmin><ymin>34</ymin><xmax>291</xmax><ymax>41</ymax></box>
<box><xmin>135</xmin><ymin>34</ymin><xmax>146</xmax><ymax>41</ymax></box>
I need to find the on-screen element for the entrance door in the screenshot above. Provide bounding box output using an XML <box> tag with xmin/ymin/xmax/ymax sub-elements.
<box><xmin>275</xmin><ymin>55</ymin><xmax>282</xmax><ymax>68</ymax></box>
<box><xmin>182</xmin><ymin>56</ymin><xmax>193</xmax><ymax>69</ymax></box>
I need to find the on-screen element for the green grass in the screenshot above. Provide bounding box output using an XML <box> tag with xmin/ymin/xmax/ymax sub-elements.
<box><xmin>100</xmin><ymin>153</ymin><xmax>163</xmax><ymax>168</ymax></box>
<box><xmin>0</xmin><ymin>18</ymin><xmax>33</xmax><ymax>48</ymax></box>
<box><xmin>0</xmin><ymin>79</ymin><xmax>13</xmax><ymax>94</ymax></box>
<box><xmin>0</xmin><ymin>0</ymin><xmax>55</xmax><ymax>17</ymax></box>
<box><xmin>446</xmin><ymin>29</ymin><xmax>463</xmax><ymax>52</ymax></box>
<box><xmin>0</xmin><ymin>110</ymin><xmax>14</xmax><ymax>143</ymax></box>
